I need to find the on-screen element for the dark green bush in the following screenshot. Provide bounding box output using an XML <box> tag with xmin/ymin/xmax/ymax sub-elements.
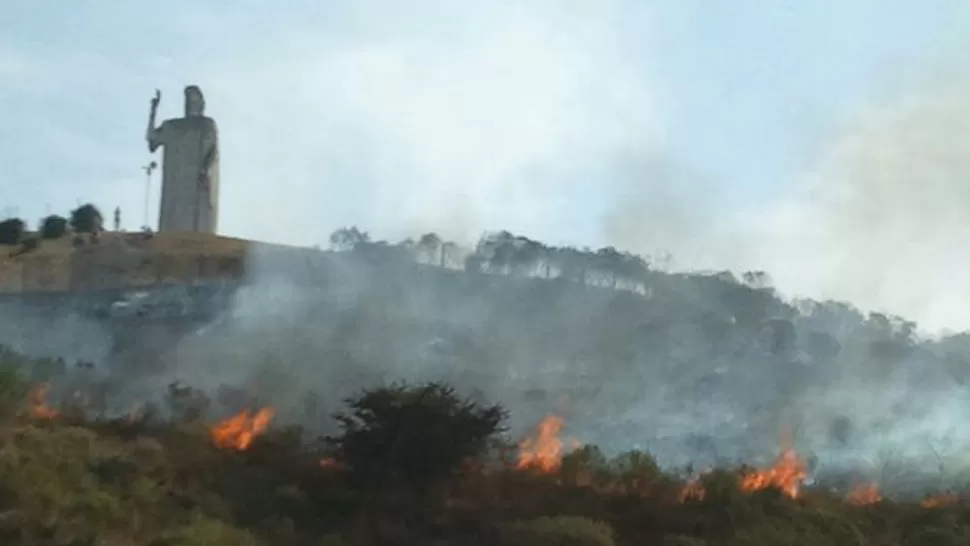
<box><xmin>69</xmin><ymin>203</ymin><xmax>103</xmax><ymax>234</ymax></box>
<box><xmin>0</xmin><ymin>217</ymin><xmax>25</xmax><ymax>245</ymax></box>
<box><xmin>328</xmin><ymin>382</ymin><xmax>506</xmax><ymax>496</ymax></box>
<box><xmin>39</xmin><ymin>214</ymin><xmax>69</xmax><ymax>239</ymax></box>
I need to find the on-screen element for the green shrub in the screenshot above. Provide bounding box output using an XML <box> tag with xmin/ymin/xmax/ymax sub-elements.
<box><xmin>69</xmin><ymin>203</ymin><xmax>103</xmax><ymax>234</ymax></box>
<box><xmin>0</xmin><ymin>218</ymin><xmax>24</xmax><ymax>245</ymax></box>
<box><xmin>610</xmin><ymin>450</ymin><xmax>665</xmax><ymax>493</ymax></box>
<box><xmin>39</xmin><ymin>214</ymin><xmax>69</xmax><ymax>239</ymax></box>
<box><xmin>328</xmin><ymin>382</ymin><xmax>506</xmax><ymax>495</ymax></box>
<box><xmin>497</xmin><ymin>516</ymin><xmax>615</xmax><ymax>546</ymax></box>
<box><xmin>560</xmin><ymin>445</ymin><xmax>609</xmax><ymax>486</ymax></box>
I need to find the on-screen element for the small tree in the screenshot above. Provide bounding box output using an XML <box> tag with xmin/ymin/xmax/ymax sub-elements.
<box><xmin>329</xmin><ymin>226</ymin><xmax>370</xmax><ymax>251</ymax></box>
<box><xmin>327</xmin><ymin>382</ymin><xmax>506</xmax><ymax>496</ymax></box>
<box><xmin>417</xmin><ymin>232</ymin><xmax>442</xmax><ymax>264</ymax></box>
<box><xmin>0</xmin><ymin>218</ymin><xmax>25</xmax><ymax>245</ymax></box>
<box><xmin>39</xmin><ymin>215</ymin><xmax>68</xmax><ymax>239</ymax></box>
<box><xmin>69</xmin><ymin>203</ymin><xmax>103</xmax><ymax>234</ymax></box>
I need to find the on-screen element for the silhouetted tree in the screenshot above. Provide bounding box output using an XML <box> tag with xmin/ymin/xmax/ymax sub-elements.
<box><xmin>440</xmin><ymin>241</ymin><xmax>457</xmax><ymax>268</ymax></box>
<box><xmin>0</xmin><ymin>218</ymin><xmax>25</xmax><ymax>245</ymax></box>
<box><xmin>539</xmin><ymin>245</ymin><xmax>556</xmax><ymax>278</ymax></box>
<box><xmin>327</xmin><ymin>382</ymin><xmax>506</xmax><ymax>496</ymax></box>
<box><xmin>417</xmin><ymin>232</ymin><xmax>442</xmax><ymax>265</ymax></box>
<box><xmin>329</xmin><ymin>226</ymin><xmax>370</xmax><ymax>251</ymax></box>
<box><xmin>557</xmin><ymin>246</ymin><xmax>589</xmax><ymax>284</ymax></box>
<box><xmin>742</xmin><ymin>270</ymin><xmax>772</xmax><ymax>290</ymax></box>
<box><xmin>69</xmin><ymin>204</ymin><xmax>103</xmax><ymax>234</ymax></box>
<box><xmin>475</xmin><ymin>231</ymin><xmax>516</xmax><ymax>274</ymax></box>
<box><xmin>355</xmin><ymin>239</ymin><xmax>413</xmax><ymax>264</ymax></box>
<box><xmin>595</xmin><ymin>246</ymin><xmax>625</xmax><ymax>288</ymax></box>
<box><xmin>39</xmin><ymin>215</ymin><xmax>68</xmax><ymax>239</ymax></box>
<box><xmin>512</xmin><ymin>236</ymin><xmax>543</xmax><ymax>276</ymax></box>
<box><xmin>622</xmin><ymin>252</ymin><xmax>650</xmax><ymax>291</ymax></box>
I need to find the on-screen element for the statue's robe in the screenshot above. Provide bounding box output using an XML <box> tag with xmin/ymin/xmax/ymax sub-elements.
<box><xmin>149</xmin><ymin>116</ymin><xmax>220</xmax><ymax>233</ymax></box>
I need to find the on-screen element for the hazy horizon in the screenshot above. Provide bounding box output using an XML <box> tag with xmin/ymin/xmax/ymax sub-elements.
<box><xmin>4</xmin><ymin>1</ymin><xmax>970</xmax><ymax>331</ymax></box>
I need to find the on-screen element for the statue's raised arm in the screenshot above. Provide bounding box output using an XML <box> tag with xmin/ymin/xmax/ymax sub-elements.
<box><xmin>146</xmin><ymin>89</ymin><xmax>162</xmax><ymax>152</ymax></box>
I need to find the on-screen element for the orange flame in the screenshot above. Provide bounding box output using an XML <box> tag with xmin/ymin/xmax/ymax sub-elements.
<box><xmin>921</xmin><ymin>493</ymin><xmax>958</xmax><ymax>509</ymax></box>
<box><xmin>209</xmin><ymin>407</ymin><xmax>274</xmax><ymax>450</ymax></box>
<box><xmin>847</xmin><ymin>482</ymin><xmax>881</xmax><ymax>505</ymax></box>
<box><xmin>678</xmin><ymin>479</ymin><xmax>706</xmax><ymax>503</ymax></box>
<box><xmin>739</xmin><ymin>448</ymin><xmax>807</xmax><ymax>498</ymax></box>
<box><xmin>517</xmin><ymin>415</ymin><xmax>568</xmax><ymax>472</ymax></box>
<box><xmin>28</xmin><ymin>384</ymin><xmax>58</xmax><ymax>419</ymax></box>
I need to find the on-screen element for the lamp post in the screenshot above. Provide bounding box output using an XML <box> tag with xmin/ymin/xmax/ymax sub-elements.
<box><xmin>142</xmin><ymin>161</ymin><xmax>157</xmax><ymax>230</ymax></box>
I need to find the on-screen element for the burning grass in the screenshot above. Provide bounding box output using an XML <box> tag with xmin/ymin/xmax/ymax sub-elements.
<box><xmin>27</xmin><ymin>383</ymin><xmax>58</xmax><ymax>419</ymax></box>
<box><xmin>517</xmin><ymin>414</ymin><xmax>575</xmax><ymax>473</ymax></box>
<box><xmin>847</xmin><ymin>482</ymin><xmax>882</xmax><ymax>506</ymax></box>
<box><xmin>1</xmin><ymin>365</ymin><xmax>970</xmax><ymax>545</ymax></box>
<box><xmin>738</xmin><ymin>447</ymin><xmax>807</xmax><ymax>498</ymax></box>
<box><xmin>210</xmin><ymin>407</ymin><xmax>275</xmax><ymax>450</ymax></box>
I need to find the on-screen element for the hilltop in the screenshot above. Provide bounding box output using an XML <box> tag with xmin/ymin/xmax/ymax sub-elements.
<box><xmin>0</xmin><ymin>231</ymin><xmax>315</xmax><ymax>293</ymax></box>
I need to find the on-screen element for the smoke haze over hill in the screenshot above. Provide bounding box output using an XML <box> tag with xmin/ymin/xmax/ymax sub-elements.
<box><xmin>6</xmin><ymin>233</ymin><xmax>970</xmax><ymax>497</ymax></box>
<box><xmin>6</xmin><ymin>1</ymin><xmax>970</xmax><ymax>330</ymax></box>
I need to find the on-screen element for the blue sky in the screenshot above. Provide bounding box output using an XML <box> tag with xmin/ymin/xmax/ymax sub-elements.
<box><xmin>3</xmin><ymin>1</ymin><xmax>970</xmax><ymax>330</ymax></box>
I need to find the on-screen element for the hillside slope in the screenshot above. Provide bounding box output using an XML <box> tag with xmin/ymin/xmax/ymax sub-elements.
<box><xmin>2</xmin><ymin>230</ymin><xmax>970</xmax><ymax>494</ymax></box>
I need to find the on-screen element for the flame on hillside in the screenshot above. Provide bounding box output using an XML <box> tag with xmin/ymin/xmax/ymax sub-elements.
<box><xmin>517</xmin><ymin>415</ymin><xmax>576</xmax><ymax>472</ymax></box>
<box><xmin>28</xmin><ymin>384</ymin><xmax>58</xmax><ymax>419</ymax></box>
<box><xmin>739</xmin><ymin>447</ymin><xmax>807</xmax><ymax>499</ymax></box>
<box><xmin>210</xmin><ymin>407</ymin><xmax>274</xmax><ymax>450</ymax></box>
<box><xmin>921</xmin><ymin>493</ymin><xmax>958</xmax><ymax>509</ymax></box>
<box><xmin>678</xmin><ymin>479</ymin><xmax>706</xmax><ymax>503</ymax></box>
<box><xmin>847</xmin><ymin>482</ymin><xmax>881</xmax><ymax>506</ymax></box>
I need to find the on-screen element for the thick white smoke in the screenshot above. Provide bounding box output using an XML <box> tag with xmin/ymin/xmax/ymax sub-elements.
<box><xmin>752</xmin><ymin>80</ymin><xmax>970</xmax><ymax>333</ymax></box>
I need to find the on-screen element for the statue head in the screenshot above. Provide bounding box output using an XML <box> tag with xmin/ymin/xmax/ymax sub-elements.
<box><xmin>184</xmin><ymin>85</ymin><xmax>206</xmax><ymax>117</ymax></box>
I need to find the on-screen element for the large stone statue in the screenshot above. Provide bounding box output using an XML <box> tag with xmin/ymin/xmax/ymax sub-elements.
<box><xmin>146</xmin><ymin>86</ymin><xmax>220</xmax><ymax>234</ymax></box>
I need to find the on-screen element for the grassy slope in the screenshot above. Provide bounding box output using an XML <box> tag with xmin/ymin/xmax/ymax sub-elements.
<box><xmin>2</xmin><ymin>393</ymin><xmax>968</xmax><ymax>546</ymax></box>
<box><xmin>4</xmin><ymin>236</ymin><xmax>970</xmax><ymax>544</ymax></box>
<box><xmin>0</xmin><ymin>232</ymin><xmax>258</xmax><ymax>292</ymax></box>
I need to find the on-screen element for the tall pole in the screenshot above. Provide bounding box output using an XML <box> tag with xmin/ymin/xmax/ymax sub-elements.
<box><xmin>142</xmin><ymin>161</ymin><xmax>157</xmax><ymax>230</ymax></box>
